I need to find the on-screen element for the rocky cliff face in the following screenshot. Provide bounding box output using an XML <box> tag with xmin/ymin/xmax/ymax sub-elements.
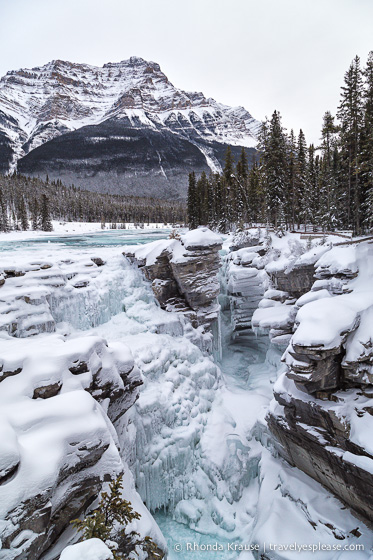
<box><xmin>124</xmin><ymin>228</ymin><xmax>223</xmax><ymax>356</ymax></box>
<box><xmin>224</xmin><ymin>231</ymin><xmax>268</xmax><ymax>335</ymax></box>
<box><xmin>0</xmin><ymin>57</ymin><xmax>258</xmax><ymax>198</ymax></box>
<box><xmin>264</xmin><ymin>241</ymin><xmax>373</xmax><ymax>527</ymax></box>
<box><xmin>224</xmin><ymin>232</ymin><xmax>373</xmax><ymax>528</ymax></box>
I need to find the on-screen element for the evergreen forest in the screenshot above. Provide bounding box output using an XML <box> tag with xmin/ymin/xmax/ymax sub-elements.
<box><xmin>0</xmin><ymin>174</ymin><xmax>186</xmax><ymax>232</ymax></box>
<box><xmin>187</xmin><ymin>52</ymin><xmax>373</xmax><ymax>235</ymax></box>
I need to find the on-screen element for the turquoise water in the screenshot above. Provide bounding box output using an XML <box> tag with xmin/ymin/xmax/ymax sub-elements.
<box><xmin>0</xmin><ymin>228</ymin><xmax>172</xmax><ymax>252</ymax></box>
<box><xmin>154</xmin><ymin>513</ymin><xmax>240</xmax><ymax>560</ymax></box>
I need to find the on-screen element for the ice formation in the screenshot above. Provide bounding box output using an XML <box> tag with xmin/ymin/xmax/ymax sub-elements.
<box><xmin>0</xmin><ymin>228</ymin><xmax>373</xmax><ymax>560</ymax></box>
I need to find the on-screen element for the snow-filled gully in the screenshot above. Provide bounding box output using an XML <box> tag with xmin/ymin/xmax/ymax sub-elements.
<box><xmin>2</xmin><ymin>232</ymin><xmax>373</xmax><ymax>560</ymax></box>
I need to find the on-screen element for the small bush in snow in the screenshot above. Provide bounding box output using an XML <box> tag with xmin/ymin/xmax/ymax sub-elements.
<box><xmin>72</xmin><ymin>475</ymin><xmax>163</xmax><ymax>560</ymax></box>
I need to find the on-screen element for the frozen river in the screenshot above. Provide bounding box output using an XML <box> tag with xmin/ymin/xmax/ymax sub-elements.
<box><xmin>2</xmin><ymin>228</ymin><xmax>369</xmax><ymax>560</ymax></box>
<box><xmin>0</xmin><ymin>227</ymin><xmax>173</xmax><ymax>252</ymax></box>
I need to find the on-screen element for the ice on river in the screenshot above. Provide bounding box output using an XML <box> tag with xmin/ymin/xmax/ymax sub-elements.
<box><xmin>1</xmin><ymin>230</ymin><xmax>372</xmax><ymax>560</ymax></box>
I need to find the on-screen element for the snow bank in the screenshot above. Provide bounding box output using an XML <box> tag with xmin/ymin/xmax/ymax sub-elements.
<box><xmin>127</xmin><ymin>238</ymin><xmax>175</xmax><ymax>266</ymax></box>
<box><xmin>252</xmin><ymin>305</ymin><xmax>296</xmax><ymax>332</ymax></box>
<box><xmin>315</xmin><ymin>245</ymin><xmax>358</xmax><ymax>277</ymax></box>
<box><xmin>293</xmin><ymin>242</ymin><xmax>373</xmax><ymax>351</ymax></box>
<box><xmin>60</xmin><ymin>539</ymin><xmax>113</xmax><ymax>560</ymax></box>
<box><xmin>181</xmin><ymin>227</ymin><xmax>222</xmax><ymax>250</ymax></box>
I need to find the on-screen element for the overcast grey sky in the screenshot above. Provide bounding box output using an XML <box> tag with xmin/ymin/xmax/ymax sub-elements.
<box><xmin>0</xmin><ymin>0</ymin><xmax>372</xmax><ymax>144</ymax></box>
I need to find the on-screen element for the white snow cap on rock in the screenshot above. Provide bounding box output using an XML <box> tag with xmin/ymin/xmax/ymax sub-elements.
<box><xmin>60</xmin><ymin>539</ymin><xmax>113</xmax><ymax>560</ymax></box>
<box><xmin>181</xmin><ymin>227</ymin><xmax>222</xmax><ymax>249</ymax></box>
<box><xmin>128</xmin><ymin>227</ymin><xmax>222</xmax><ymax>266</ymax></box>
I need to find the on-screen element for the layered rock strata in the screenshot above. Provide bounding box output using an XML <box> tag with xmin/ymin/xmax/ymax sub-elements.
<box><xmin>267</xmin><ymin>241</ymin><xmax>373</xmax><ymax>526</ymax></box>
<box><xmin>0</xmin><ymin>254</ymin><xmax>127</xmax><ymax>337</ymax></box>
<box><xmin>124</xmin><ymin>228</ymin><xmax>222</xmax><ymax>356</ymax></box>
<box><xmin>252</xmin><ymin>242</ymin><xmax>330</xmax><ymax>348</ymax></box>
<box><xmin>225</xmin><ymin>245</ymin><xmax>268</xmax><ymax>335</ymax></box>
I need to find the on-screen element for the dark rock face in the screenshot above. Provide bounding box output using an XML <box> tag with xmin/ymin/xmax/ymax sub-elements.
<box><xmin>268</xmin><ymin>263</ymin><xmax>316</xmax><ymax>299</ymax></box>
<box><xmin>16</xmin><ymin>121</ymin><xmax>254</xmax><ymax>199</ymax></box>
<box><xmin>17</xmin><ymin>120</ymin><xmax>211</xmax><ymax>199</ymax></box>
<box><xmin>268</xmin><ymin>383</ymin><xmax>373</xmax><ymax>526</ymax></box>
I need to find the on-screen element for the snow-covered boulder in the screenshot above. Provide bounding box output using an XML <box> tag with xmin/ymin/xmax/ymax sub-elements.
<box><xmin>181</xmin><ymin>227</ymin><xmax>222</xmax><ymax>251</ymax></box>
<box><xmin>60</xmin><ymin>539</ymin><xmax>113</xmax><ymax>560</ymax></box>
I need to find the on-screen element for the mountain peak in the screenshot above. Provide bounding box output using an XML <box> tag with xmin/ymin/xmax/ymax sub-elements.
<box><xmin>0</xmin><ymin>57</ymin><xmax>259</xmax><ymax>198</ymax></box>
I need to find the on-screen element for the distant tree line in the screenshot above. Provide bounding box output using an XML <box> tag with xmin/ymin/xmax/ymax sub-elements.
<box><xmin>188</xmin><ymin>52</ymin><xmax>373</xmax><ymax>235</ymax></box>
<box><xmin>0</xmin><ymin>174</ymin><xmax>186</xmax><ymax>232</ymax></box>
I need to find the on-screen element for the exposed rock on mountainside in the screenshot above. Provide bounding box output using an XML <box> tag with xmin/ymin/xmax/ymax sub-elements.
<box><xmin>0</xmin><ymin>57</ymin><xmax>259</xmax><ymax>198</ymax></box>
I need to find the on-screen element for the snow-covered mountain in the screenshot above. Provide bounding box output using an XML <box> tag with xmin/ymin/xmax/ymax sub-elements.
<box><xmin>0</xmin><ymin>57</ymin><xmax>259</xmax><ymax>198</ymax></box>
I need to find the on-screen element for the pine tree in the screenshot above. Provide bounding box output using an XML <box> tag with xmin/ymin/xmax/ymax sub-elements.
<box><xmin>305</xmin><ymin>145</ymin><xmax>319</xmax><ymax>231</ymax></box>
<box><xmin>72</xmin><ymin>474</ymin><xmax>162</xmax><ymax>560</ymax></box>
<box><xmin>247</xmin><ymin>159</ymin><xmax>263</xmax><ymax>224</ymax></box>
<box><xmin>18</xmin><ymin>195</ymin><xmax>29</xmax><ymax>230</ymax></box>
<box><xmin>223</xmin><ymin>147</ymin><xmax>236</xmax><ymax>226</ymax></box>
<box><xmin>235</xmin><ymin>148</ymin><xmax>249</xmax><ymax>225</ymax></box>
<box><xmin>263</xmin><ymin>110</ymin><xmax>288</xmax><ymax>228</ymax></box>
<box><xmin>295</xmin><ymin>129</ymin><xmax>308</xmax><ymax>229</ymax></box>
<box><xmin>217</xmin><ymin>176</ymin><xmax>230</xmax><ymax>233</ymax></box>
<box><xmin>236</xmin><ymin>147</ymin><xmax>249</xmax><ymax>181</ymax></box>
<box><xmin>40</xmin><ymin>194</ymin><xmax>53</xmax><ymax>232</ymax></box>
<box><xmin>187</xmin><ymin>171</ymin><xmax>198</xmax><ymax>229</ymax></box>
<box><xmin>362</xmin><ymin>51</ymin><xmax>373</xmax><ymax>228</ymax></box>
<box><xmin>337</xmin><ymin>55</ymin><xmax>364</xmax><ymax>233</ymax></box>
<box><xmin>0</xmin><ymin>188</ymin><xmax>9</xmax><ymax>232</ymax></box>
<box><xmin>196</xmin><ymin>171</ymin><xmax>209</xmax><ymax>225</ymax></box>
<box><xmin>319</xmin><ymin>112</ymin><xmax>339</xmax><ymax>230</ymax></box>
<box><xmin>207</xmin><ymin>173</ymin><xmax>216</xmax><ymax>226</ymax></box>
<box><xmin>223</xmin><ymin>146</ymin><xmax>235</xmax><ymax>183</ymax></box>
<box><xmin>286</xmin><ymin>130</ymin><xmax>297</xmax><ymax>230</ymax></box>
<box><xmin>212</xmin><ymin>174</ymin><xmax>223</xmax><ymax>232</ymax></box>
<box><xmin>31</xmin><ymin>198</ymin><xmax>40</xmax><ymax>230</ymax></box>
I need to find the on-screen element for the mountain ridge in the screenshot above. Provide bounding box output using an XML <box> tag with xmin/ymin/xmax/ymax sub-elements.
<box><xmin>0</xmin><ymin>57</ymin><xmax>259</xmax><ymax>198</ymax></box>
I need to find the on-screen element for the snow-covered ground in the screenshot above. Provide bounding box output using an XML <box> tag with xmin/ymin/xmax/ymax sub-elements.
<box><xmin>0</xmin><ymin>221</ymin><xmax>176</xmax><ymax>241</ymax></box>
<box><xmin>1</xmin><ymin>228</ymin><xmax>373</xmax><ymax>560</ymax></box>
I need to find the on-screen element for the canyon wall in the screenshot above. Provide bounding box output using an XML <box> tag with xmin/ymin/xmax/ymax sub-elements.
<box><xmin>248</xmin><ymin>238</ymin><xmax>373</xmax><ymax>528</ymax></box>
